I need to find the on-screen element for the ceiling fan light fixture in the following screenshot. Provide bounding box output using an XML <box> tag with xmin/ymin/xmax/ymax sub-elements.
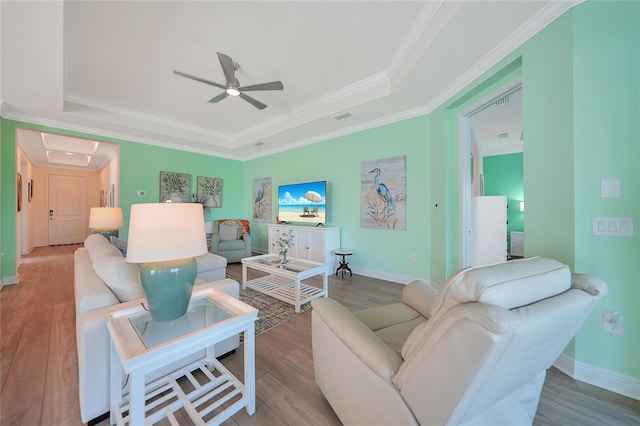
<box><xmin>175</xmin><ymin>52</ymin><xmax>283</xmax><ymax>109</ymax></box>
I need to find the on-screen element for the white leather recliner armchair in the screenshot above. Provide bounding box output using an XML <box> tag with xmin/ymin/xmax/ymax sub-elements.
<box><xmin>311</xmin><ymin>257</ymin><xmax>607</xmax><ymax>426</ymax></box>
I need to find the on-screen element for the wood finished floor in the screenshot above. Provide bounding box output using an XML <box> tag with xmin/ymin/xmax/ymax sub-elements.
<box><xmin>1</xmin><ymin>245</ymin><xmax>638</xmax><ymax>425</ymax></box>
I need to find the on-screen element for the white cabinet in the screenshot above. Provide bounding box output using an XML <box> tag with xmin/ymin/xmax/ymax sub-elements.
<box><xmin>470</xmin><ymin>196</ymin><xmax>507</xmax><ymax>266</ymax></box>
<box><xmin>268</xmin><ymin>224</ymin><xmax>340</xmax><ymax>271</ymax></box>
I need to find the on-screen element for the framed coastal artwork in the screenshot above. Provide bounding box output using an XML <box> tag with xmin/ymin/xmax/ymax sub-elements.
<box><xmin>196</xmin><ymin>176</ymin><xmax>223</xmax><ymax>208</ymax></box>
<box><xmin>252</xmin><ymin>177</ymin><xmax>272</xmax><ymax>222</ymax></box>
<box><xmin>159</xmin><ymin>171</ymin><xmax>191</xmax><ymax>203</ymax></box>
<box><xmin>361</xmin><ymin>155</ymin><xmax>406</xmax><ymax>230</ymax></box>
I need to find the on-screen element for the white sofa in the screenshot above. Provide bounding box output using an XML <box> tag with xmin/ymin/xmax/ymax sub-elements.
<box><xmin>312</xmin><ymin>257</ymin><xmax>607</xmax><ymax>426</ymax></box>
<box><xmin>74</xmin><ymin>234</ymin><xmax>238</xmax><ymax>424</ymax></box>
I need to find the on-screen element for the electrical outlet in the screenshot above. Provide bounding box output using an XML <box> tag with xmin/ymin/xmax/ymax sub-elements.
<box><xmin>603</xmin><ymin>310</ymin><xmax>623</xmax><ymax>335</ymax></box>
<box><xmin>410</xmin><ymin>253</ymin><xmax>417</xmax><ymax>262</ymax></box>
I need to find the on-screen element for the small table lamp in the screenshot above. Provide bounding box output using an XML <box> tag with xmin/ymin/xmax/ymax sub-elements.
<box><xmin>126</xmin><ymin>203</ymin><xmax>207</xmax><ymax>321</ymax></box>
<box><xmin>89</xmin><ymin>207</ymin><xmax>124</xmax><ymax>239</ymax></box>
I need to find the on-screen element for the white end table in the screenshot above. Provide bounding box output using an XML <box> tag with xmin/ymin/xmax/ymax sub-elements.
<box><xmin>107</xmin><ymin>287</ymin><xmax>258</xmax><ymax>425</ymax></box>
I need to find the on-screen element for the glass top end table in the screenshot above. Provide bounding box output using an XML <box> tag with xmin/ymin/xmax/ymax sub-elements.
<box><xmin>129</xmin><ymin>297</ymin><xmax>235</xmax><ymax>348</ymax></box>
<box><xmin>107</xmin><ymin>287</ymin><xmax>258</xmax><ymax>426</ymax></box>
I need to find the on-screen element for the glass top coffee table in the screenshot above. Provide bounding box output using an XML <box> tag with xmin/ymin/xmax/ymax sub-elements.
<box><xmin>106</xmin><ymin>287</ymin><xmax>258</xmax><ymax>425</ymax></box>
<box><xmin>241</xmin><ymin>254</ymin><xmax>328</xmax><ymax>313</ymax></box>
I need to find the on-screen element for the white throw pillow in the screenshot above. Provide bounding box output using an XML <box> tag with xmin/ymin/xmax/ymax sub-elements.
<box><xmin>92</xmin><ymin>252</ymin><xmax>144</xmax><ymax>302</ymax></box>
<box><xmin>85</xmin><ymin>234</ymin><xmax>122</xmax><ymax>261</ymax></box>
<box><xmin>219</xmin><ymin>224</ymin><xmax>239</xmax><ymax>241</ymax></box>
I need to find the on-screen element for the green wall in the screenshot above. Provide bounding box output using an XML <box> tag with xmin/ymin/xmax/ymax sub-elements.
<box><xmin>522</xmin><ymin>10</ymin><xmax>576</xmax><ymax>268</ymax></box>
<box><xmin>117</xmin><ymin>139</ymin><xmax>244</xmax><ymax>238</ymax></box>
<box><xmin>1</xmin><ymin>120</ymin><xmax>18</xmax><ymax>280</ymax></box>
<box><xmin>571</xmin><ymin>1</ymin><xmax>639</xmax><ymax>377</ymax></box>
<box><xmin>427</xmin><ymin>1</ymin><xmax>639</xmax><ymax>380</ymax></box>
<box><xmin>483</xmin><ymin>153</ymin><xmax>525</xmax><ymax>253</ymax></box>
<box><xmin>245</xmin><ymin>115</ymin><xmax>432</xmax><ymax>280</ymax></box>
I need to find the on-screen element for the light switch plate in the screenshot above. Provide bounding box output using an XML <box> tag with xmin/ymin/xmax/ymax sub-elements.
<box><xmin>600</xmin><ymin>179</ymin><xmax>620</xmax><ymax>198</ymax></box>
<box><xmin>592</xmin><ymin>217</ymin><xmax>634</xmax><ymax>237</ymax></box>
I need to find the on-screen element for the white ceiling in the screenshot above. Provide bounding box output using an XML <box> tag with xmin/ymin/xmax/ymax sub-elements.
<box><xmin>1</xmin><ymin>1</ymin><xmax>579</xmax><ymax>165</ymax></box>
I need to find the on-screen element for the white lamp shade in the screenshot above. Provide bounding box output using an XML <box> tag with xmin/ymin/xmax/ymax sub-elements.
<box><xmin>126</xmin><ymin>203</ymin><xmax>207</xmax><ymax>263</ymax></box>
<box><xmin>89</xmin><ymin>207</ymin><xmax>124</xmax><ymax>228</ymax></box>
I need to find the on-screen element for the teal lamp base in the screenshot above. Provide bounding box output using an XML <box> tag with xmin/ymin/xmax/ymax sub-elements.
<box><xmin>94</xmin><ymin>228</ymin><xmax>119</xmax><ymax>239</ymax></box>
<box><xmin>140</xmin><ymin>257</ymin><xmax>197</xmax><ymax>321</ymax></box>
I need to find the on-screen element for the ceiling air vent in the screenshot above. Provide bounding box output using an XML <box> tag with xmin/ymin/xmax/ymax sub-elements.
<box><xmin>333</xmin><ymin>112</ymin><xmax>353</xmax><ymax>120</ymax></box>
<box><xmin>494</xmin><ymin>95</ymin><xmax>509</xmax><ymax>106</ymax></box>
<box><xmin>498</xmin><ymin>132</ymin><xmax>509</xmax><ymax>139</ymax></box>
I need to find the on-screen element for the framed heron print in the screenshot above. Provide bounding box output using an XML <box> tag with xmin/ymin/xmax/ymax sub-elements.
<box><xmin>361</xmin><ymin>156</ymin><xmax>406</xmax><ymax>230</ymax></box>
<box><xmin>253</xmin><ymin>177</ymin><xmax>272</xmax><ymax>222</ymax></box>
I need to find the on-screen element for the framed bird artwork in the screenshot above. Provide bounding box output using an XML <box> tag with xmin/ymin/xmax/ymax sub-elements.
<box><xmin>361</xmin><ymin>156</ymin><xmax>406</xmax><ymax>230</ymax></box>
<box><xmin>253</xmin><ymin>177</ymin><xmax>272</xmax><ymax>222</ymax></box>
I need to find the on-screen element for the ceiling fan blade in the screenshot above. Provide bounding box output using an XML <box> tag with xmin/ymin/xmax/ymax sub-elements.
<box><xmin>173</xmin><ymin>70</ymin><xmax>226</xmax><ymax>90</ymax></box>
<box><xmin>217</xmin><ymin>52</ymin><xmax>237</xmax><ymax>85</ymax></box>
<box><xmin>239</xmin><ymin>93</ymin><xmax>267</xmax><ymax>110</ymax></box>
<box><xmin>239</xmin><ymin>81</ymin><xmax>284</xmax><ymax>92</ymax></box>
<box><xmin>207</xmin><ymin>92</ymin><xmax>229</xmax><ymax>103</ymax></box>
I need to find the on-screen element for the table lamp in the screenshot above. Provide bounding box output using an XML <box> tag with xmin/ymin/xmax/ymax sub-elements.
<box><xmin>126</xmin><ymin>203</ymin><xmax>207</xmax><ymax>321</ymax></box>
<box><xmin>89</xmin><ymin>207</ymin><xmax>124</xmax><ymax>239</ymax></box>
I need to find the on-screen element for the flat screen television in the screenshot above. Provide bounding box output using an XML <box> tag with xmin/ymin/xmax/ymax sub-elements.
<box><xmin>277</xmin><ymin>180</ymin><xmax>326</xmax><ymax>225</ymax></box>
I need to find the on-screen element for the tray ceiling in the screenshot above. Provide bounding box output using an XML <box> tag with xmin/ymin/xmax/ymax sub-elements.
<box><xmin>1</xmin><ymin>1</ymin><xmax>580</xmax><ymax>163</ymax></box>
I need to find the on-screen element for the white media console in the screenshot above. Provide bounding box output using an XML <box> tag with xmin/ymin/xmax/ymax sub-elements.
<box><xmin>267</xmin><ymin>224</ymin><xmax>341</xmax><ymax>272</ymax></box>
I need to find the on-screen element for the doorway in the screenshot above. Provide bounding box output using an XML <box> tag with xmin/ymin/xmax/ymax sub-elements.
<box><xmin>458</xmin><ymin>82</ymin><xmax>524</xmax><ymax>267</ymax></box>
<box><xmin>16</xmin><ymin>128</ymin><xmax>120</xmax><ymax>251</ymax></box>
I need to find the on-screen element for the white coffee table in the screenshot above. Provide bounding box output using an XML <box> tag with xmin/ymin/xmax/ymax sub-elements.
<box><xmin>106</xmin><ymin>287</ymin><xmax>258</xmax><ymax>426</ymax></box>
<box><xmin>241</xmin><ymin>254</ymin><xmax>328</xmax><ymax>313</ymax></box>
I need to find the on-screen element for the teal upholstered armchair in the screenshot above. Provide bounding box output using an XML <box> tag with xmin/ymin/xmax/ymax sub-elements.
<box><xmin>211</xmin><ymin>219</ymin><xmax>252</xmax><ymax>263</ymax></box>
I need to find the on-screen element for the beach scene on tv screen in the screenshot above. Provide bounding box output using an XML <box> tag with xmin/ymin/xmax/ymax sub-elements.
<box><xmin>278</xmin><ymin>181</ymin><xmax>326</xmax><ymax>224</ymax></box>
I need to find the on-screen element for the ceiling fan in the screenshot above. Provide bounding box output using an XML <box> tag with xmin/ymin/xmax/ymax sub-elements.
<box><xmin>174</xmin><ymin>52</ymin><xmax>283</xmax><ymax>110</ymax></box>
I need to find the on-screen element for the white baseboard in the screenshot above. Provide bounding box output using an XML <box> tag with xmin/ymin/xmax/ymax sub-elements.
<box><xmin>351</xmin><ymin>266</ymin><xmax>430</xmax><ymax>286</ymax></box>
<box><xmin>554</xmin><ymin>354</ymin><xmax>640</xmax><ymax>401</ymax></box>
<box><xmin>1</xmin><ymin>275</ymin><xmax>19</xmax><ymax>286</ymax></box>
<box><xmin>248</xmin><ymin>250</ymin><xmax>427</xmax><ymax>285</ymax></box>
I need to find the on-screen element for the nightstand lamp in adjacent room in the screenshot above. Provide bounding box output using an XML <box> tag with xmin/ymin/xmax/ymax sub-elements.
<box><xmin>126</xmin><ymin>203</ymin><xmax>207</xmax><ymax>321</ymax></box>
<box><xmin>89</xmin><ymin>207</ymin><xmax>124</xmax><ymax>239</ymax></box>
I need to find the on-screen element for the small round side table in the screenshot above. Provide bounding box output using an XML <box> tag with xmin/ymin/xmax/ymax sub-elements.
<box><xmin>334</xmin><ymin>250</ymin><xmax>353</xmax><ymax>278</ymax></box>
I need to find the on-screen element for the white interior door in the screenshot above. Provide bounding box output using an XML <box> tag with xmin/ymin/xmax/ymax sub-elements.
<box><xmin>470</xmin><ymin>196</ymin><xmax>507</xmax><ymax>266</ymax></box>
<box><xmin>48</xmin><ymin>174</ymin><xmax>88</xmax><ymax>245</ymax></box>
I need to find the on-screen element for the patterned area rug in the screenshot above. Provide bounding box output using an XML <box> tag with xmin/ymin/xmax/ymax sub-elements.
<box><xmin>237</xmin><ymin>283</ymin><xmax>311</xmax><ymax>336</ymax></box>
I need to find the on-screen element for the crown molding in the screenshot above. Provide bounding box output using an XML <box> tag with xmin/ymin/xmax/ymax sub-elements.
<box><xmin>242</xmin><ymin>104</ymin><xmax>430</xmax><ymax>161</ymax></box>
<box><xmin>425</xmin><ymin>0</ymin><xmax>581</xmax><ymax>113</ymax></box>
<box><xmin>63</xmin><ymin>95</ymin><xmax>233</xmax><ymax>145</ymax></box>
<box><xmin>248</xmin><ymin>1</ymin><xmax>582</xmax><ymax>160</ymax></box>
<box><xmin>387</xmin><ymin>0</ymin><xmax>463</xmax><ymax>89</ymax></box>
<box><xmin>2</xmin><ymin>110</ymin><xmax>245</xmax><ymax>161</ymax></box>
